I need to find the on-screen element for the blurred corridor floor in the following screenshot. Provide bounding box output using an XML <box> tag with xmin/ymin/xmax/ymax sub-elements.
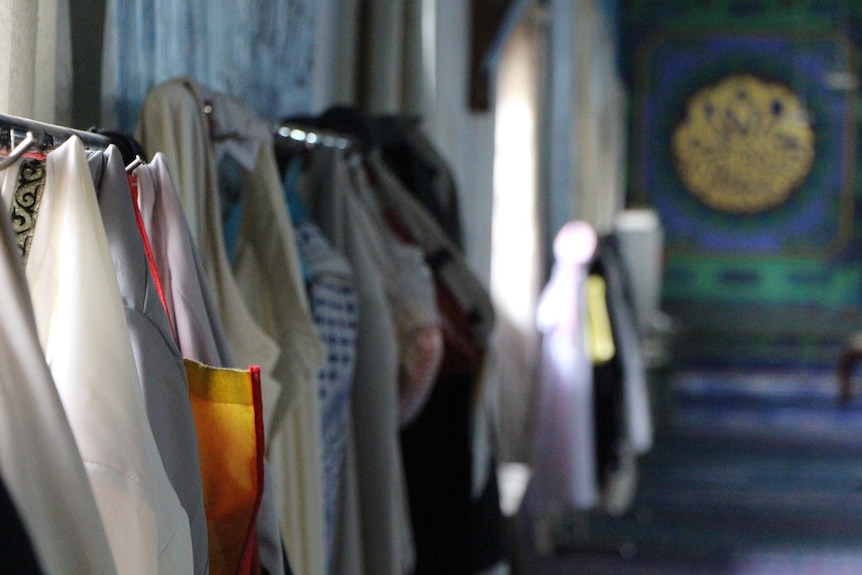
<box><xmin>514</xmin><ymin>370</ymin><xmax>862</xmax><ymax>574</ymax></box>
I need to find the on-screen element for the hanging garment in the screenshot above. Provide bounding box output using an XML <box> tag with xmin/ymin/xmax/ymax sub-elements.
<box><xmin>361</xmin><ymin>153</ymin><xmax>505</xmax><ymax>574</ymax></box>
<box><xmin>135</xmin><ymin>154</ymin><xmax>286</xmax><ymax>575</ymax></box>
<box><xmin>292</xmin><ymin>217</ymin><xmax>358</xmax><ymax>565</ymax></box>
<box><xmin>346</xmin><ymin>155</ymin><xmax>443</xmax><ymax>427</ymax></box>
<box><xmin>591</xmin><ymin>235</ymin><xmax>653</xmax><ymax>516</ymax></box>
<box><xmin>0</xmin><ymin>468</ymin><xmax>45</xmax><ymax>574</ymax></box>
<box><xmin>527</xmin><ymin>220</ymin><xmax>599</xmax><ymax>512</ymax></box>
<box><xmin>5</xmin><ymin>136</ymin><xmax>193</xmax><ymax>574</ymax></box>
<box><xmin>280</xmin><ymin>109</ymin><xmax>465</xmax><ymax>247</ymax></box>
<box><xmin>203</xmin><ymin>88</ymin><xmax>325</xmax><ymax>439</ymax></box>
<box><xmin>139</xmin><ymin>82</ymin><xmax>327</xmax><ymax>575</ymax></box>
<box><xmin>331</xmin><ymin>424</ymin><xmax>365</xmax><ymax>575</ymax></box>
<box><xmin>362</xmin><ymin>152</ymin><xmax>498</xmax><ymax>495</ymax></box>
<box><xmin>137</xmin><ymin>80</ymin><xmax>289</xmax><ymax>575</ymax></box>
<box><xmin>597</xmin><ymin>234</ymin><xmax>653</xmax><ymax>454</ymax></box>
<box><xmin>302</xmin><ymin>147</ymin><xmax>416</xmax><ymax>575</ymax></box>
<box><xmin>585</xmin><ymin>269</ymin><xmax>625</xmax><ymax>504</ymax></box>
<box><xmin>135</xmin><ymin>152</ymin><xmax>233</xmax><ymax>366</ymax></box>
<box><xmin>136</xmin><ymin>78</ymin><xmax>287</xmax><ymax>440</ymax></box>
<box><xmin>0</xmin><ymin>155</ymin><xmax>117</xmax><ymax>575</ymax></box>
<box><xmin>184</xmin><ymin>359</ymin><xmax>265</xmax><ymax>575</ymax></box>
<box><xmin>373</xmin><ymin>115</ymin><xmax>465</xmax><ymax>248</ymax></box>
<box><xmin>90</xmin><ymin>146</ymin><xmax>209</xmax><ymax>575</ymax></box>
<box><xmin>362</xmin><ymin>151</ymin><xmax>495</xmax><ymax>372</ymax></box>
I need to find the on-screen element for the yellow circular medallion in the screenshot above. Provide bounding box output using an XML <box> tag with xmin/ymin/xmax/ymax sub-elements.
<box><xmin>671</xmin><ymin>74</ymin><xmax>815</xmax><ymax>214</ymax></box>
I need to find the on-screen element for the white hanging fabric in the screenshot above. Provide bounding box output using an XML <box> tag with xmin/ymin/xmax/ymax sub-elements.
<box><xmin>528</xmin><ymin>221</ymin><xmax>600</xmax><ymax>511</ymax></box>
<box><xmin>4</xmin><ymin>137</ymin><xmax>194</xmax><ymax>575</ymax></box>
<box><xmin>0</xmin><ymin>151</ymin><xmax>118</xmax><ymax>575</ymax></box>
<box><xmin>90</xmin><ymin>145</ymin><xmax>209</xmax><ymax>575</ymax></box>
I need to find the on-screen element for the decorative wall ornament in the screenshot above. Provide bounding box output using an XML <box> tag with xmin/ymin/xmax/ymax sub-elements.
<box><xmin>671</xmin><ymin>74</ymin><xmax>815</xmax><ymax>215</ymax></box>
<box><xmin>633</xmin><ymin>33</ymin><xmax>856</xmax><ymax>260</ymax></box>
<box><xmin>630</xmin><ymin>30</ymin><xmax>861</xmax><ymax>363</ymax></box>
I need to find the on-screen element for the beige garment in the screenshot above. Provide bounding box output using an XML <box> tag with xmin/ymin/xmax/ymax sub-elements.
<box><xmin>267</xmin><ymin>400</ymin><xmax>327</xmax><ymax>575</ymax></box>
<box><xmin>9</xmin><ymin>137</ymin><xmax>193</xmax><ymax>574</ymax></box>
<box><xmin>135</xmin><ymin>78</ymin><xmax>281</xmax><ymax>430</ymax></box>
<box><xmin>137</xmin><ymin>79</ymin><xmax>326</xmax><ymax>575</ymax></box>
<box><xmin>202</xmin><ymin>90</ymin><xmax>327</xmax><ymax>575</ymax></box>
<box><xmin>0</xmin><ymin>155</ymin><xmax>117</xmax><ymax>574</ymax></box>
<box><xmin>304</xmin><ymin>148</ymin><xmax>415</xmax><ymax>575</ymax></box>
<box><xmin>203</xmin><ymin>88</ymin><xmax>325</xmax><ymax>437</ymax></box>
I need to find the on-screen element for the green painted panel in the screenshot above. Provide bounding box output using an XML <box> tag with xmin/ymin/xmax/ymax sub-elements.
<box><xmin>664</xmin><ymin>256</ymin><xmax>862</xmax><ymax>307</ymax></box>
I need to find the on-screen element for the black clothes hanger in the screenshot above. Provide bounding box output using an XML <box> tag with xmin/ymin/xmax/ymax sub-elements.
<box><xmin>95</xmin><ymin>130</ymin><xmax>148</xmax><ymax>167</ymax></box>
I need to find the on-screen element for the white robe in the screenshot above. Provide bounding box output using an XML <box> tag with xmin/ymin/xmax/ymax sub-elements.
<box><xmin>0</xmin><ymin>152</ymin><xmax>117</xmax><ymax>574</ymax></box>
<box><xmin>12</xmin><ymin>137</ymin><xmax>193</xmax><ymax>575</ymax></box>
<box><xmin>529</xmin><ymin>255</ymin><xmax>599</xmax><ymax>511</ymax></box>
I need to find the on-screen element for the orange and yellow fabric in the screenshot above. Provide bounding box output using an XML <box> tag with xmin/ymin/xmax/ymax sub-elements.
<box><xmin>184</xmin><ymin>359</ymin><xmax>265</xmax><ymax>575</ymax></box>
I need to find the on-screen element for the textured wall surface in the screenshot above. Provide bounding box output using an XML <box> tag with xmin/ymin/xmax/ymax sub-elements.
<box><xmin>102</xmin><ymin>0</ymin><xmax>316</xmax><ymax>132</ymax></box>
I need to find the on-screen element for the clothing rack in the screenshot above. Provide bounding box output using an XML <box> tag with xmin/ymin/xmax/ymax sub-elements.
<box><xmin>273</xmin><ymin>122</ymin><xmax>354</xmax><ymax>151</ymax></box>
<box><xmin>0</xmin><ymin>113</ymin><xmax>111</xmax><ymax>156</ymax></box>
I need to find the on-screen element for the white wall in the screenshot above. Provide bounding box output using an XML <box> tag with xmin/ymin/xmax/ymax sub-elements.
<box><xmin>423</xmin><ymin>0</ymin><xmax>497</xmax><ymax>288</ymax></box>
<box><xmin>312</xmin><ymin>0</ymin><xmax>498</xmax><ymax>286</ymax></box>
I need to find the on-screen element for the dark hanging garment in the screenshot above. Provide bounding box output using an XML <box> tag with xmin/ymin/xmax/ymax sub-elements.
<box><xmin>371</xmin><ymin>115</ymin><xmax>465</xmax><ymax>249</ymax></box>
<box><xmin>361</xmin><ymin>156</ymin><xmax>504</xmax><ymax>573</ymax></box>
<box><xmin>96</xmin><ymin>130</ymin><xmax>148</xmax><ymax>166</ymax></box>
<box><xmin>599</xmin><ymin>234</ymin><xmax>653</xmax><ymax>456</ymax></box>
<box><xmin>0</xmin><ymin>474</ymin><xmax>46</xmax><ymax>574</ymax></box>
<box><xmin>280</xmin><ymin>107</ymin><xmax>465</xmax><ymax>247</ymax></box>
<box><xmin>400</xmin><ymin>371</ymin><xmax>505</xmax><ymax>575</ymax></box>
<box><xmin>588</xmin><ymin>244</ymin><xmax>626</xmax><ymax>493</ymax></box>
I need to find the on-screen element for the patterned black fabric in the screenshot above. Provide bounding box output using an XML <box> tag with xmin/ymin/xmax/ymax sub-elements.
<box><xmin>9</xmin><ymin>157</ymin><xmax>46</xmax><ymax>264</ymax></box>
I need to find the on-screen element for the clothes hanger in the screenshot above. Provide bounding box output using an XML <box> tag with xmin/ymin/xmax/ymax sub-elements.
<box><xmin>0</xmin><ymin>112</ymin><xmax>112</xmax><ymax>172</ymax></box>
<box><xmin>0</xmin><ymin>131</ymin><xmax>37</xmax><ymax>171</ymax></box>
<box><xmin>125</xmin><ymin>155</ymin><xmax>145</xmax><ymax>174</ymax></box>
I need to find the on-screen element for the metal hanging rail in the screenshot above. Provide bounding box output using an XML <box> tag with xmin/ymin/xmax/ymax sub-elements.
<box><xmin>273</xmin><ymin>122</ymin><xmax>355</xmax><ymax>151</ymax></box>
<box><xmin>0</xmin><ymin>112</ymin><xmax>111</xmax><ymax>156</ymax></box>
